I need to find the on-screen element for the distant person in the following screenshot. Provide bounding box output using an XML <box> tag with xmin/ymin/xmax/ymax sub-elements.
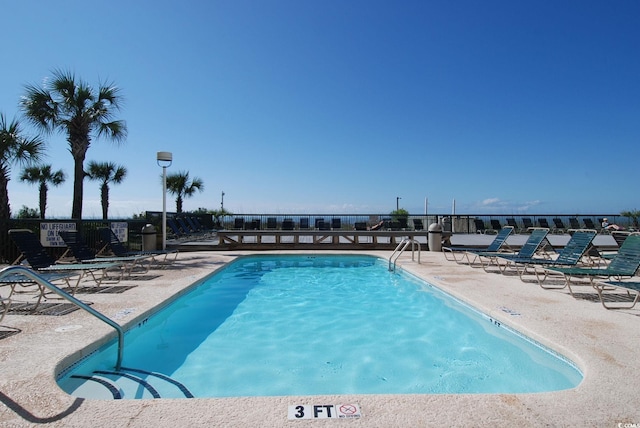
<box><xmin>601</xmin><ymin>218</ymin><xmax>624</xmax><ymax>231</ymax></box>
<box><xmin>369</xmin><ymin>220</ymin><xmax>384</xmax><ymax>231</ymax></box>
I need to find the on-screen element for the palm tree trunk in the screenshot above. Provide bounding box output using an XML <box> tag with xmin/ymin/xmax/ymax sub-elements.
<box><xmin>72</xmin><ymin>153</ymin><xmax>85</xmax><ymax>219</ymax></box>
<box><xmin>39</xmin><ymin>183</ymin><xmax>47</xmax><ymax>219</ymax></box>
<box><xmin>176</xmin><ymin>195</ymin><xmax>183</xmax><ymax>214</ymax></box>
<box><xmin>101</xmin><ymin>183</ymin><xmax>109</xmax><ymax>220</ymax></box>
<box><xmin>0</xmin><ymin>168</ymin><xmax>10</xmax><ymax>220</ymax></box>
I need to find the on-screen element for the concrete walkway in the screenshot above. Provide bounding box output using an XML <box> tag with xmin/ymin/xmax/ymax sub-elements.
<box><xmin>0</xmin><ymin>248</ymin><xmax>638</xmax><ymax>427</ymax></box>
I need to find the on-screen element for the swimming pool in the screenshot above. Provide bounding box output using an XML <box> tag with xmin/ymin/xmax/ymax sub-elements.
<box><xmin>58</xmin><ymin>254</ymin><xmax>582</xmax><ymax>399</ymax></box>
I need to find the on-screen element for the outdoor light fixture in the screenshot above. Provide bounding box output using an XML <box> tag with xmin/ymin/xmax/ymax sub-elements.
<box><xmin>157</xmin><ymin>151</ymin><xmax>173</xmax><ymax>250</ymax></box>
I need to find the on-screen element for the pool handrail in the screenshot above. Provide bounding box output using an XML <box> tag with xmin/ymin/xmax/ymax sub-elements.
<box><xmin>389</xmin><ymin>238</ymin><xmax>421</xmax><ymax>271</ymax></box>
<box><xmin>0</xmin><ymin>265</ymin><xmax>124</xmax><ymax>370</ymax></box>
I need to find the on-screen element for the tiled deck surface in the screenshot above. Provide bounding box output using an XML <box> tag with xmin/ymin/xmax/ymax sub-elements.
<box><xmin>0</xmin><ymin>243</ymin><xmax>638</xmax><ymax>427</ymax></box>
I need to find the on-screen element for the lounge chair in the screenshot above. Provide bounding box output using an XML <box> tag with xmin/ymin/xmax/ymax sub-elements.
<box><xmin>521</xmin><ymin>217</ymin><xmax>534</xmax><ymax>231</ymax></box>
<box><xmin>542</xmin><ymin>234</ymin><xmax>640</xmax><ymax>295</ymax></box>
<box><xmin>552</xmin><ymin>218</ymin><xmax>566</xmax><ymax>233</ymax></box>
<box><xmin>472</xmin><ymin>228</ymin><xmax>550</xmax><ymax>272</ymax></box>
<box><xmin>413</xmin><ymin>219</ymin><xmax>424</xmax><ymax>231</ymax></box>
<box><xmin>8</xmin><ymin>229</ymin><xmax>122</xmax><ymax>295</ymax></box>
<box><xmin>167</xmin><ymin>218</ymin><xmax>189</xmax><ymax>240</ymax></box>
<box><xmin>494</xmin><ymin>230</ymin><xmax>596</xmax><ymax>281</ymax></box>
<box><xmin>331</xmin><ymin>218</ymin><xmax>342</xmax><ymax>230</ymax></box>
<box><xmin>58</xmin><ymin>230</ymin><xmax>152</xmax><ymax>275</ymax></box>
<box><xmin>490</xmin><ymin>219</ymin><xmax>502</xmax><ymax>231</ymax></box>
<box><xmin>98</xmin><ymin>227</ymin><xmax>178</xmax><ymax>268</ymax></box>
<box><xmin>569</xmin><ymin>217</ymin><xmax>581</xmax><ymax>230</ymax></box>
<box><xmin>281</xmin><ymin>218</ymin><xmax>294</xmax><ymax>230</ymax></box>
<box><xmin>299</xmin><ymin>218</ymin><xmax>310</xmax><ymax>230</ymax></box>
<box><xmin>266</xmin><ymin>217</ymin><xmax>277</xmax><ymax>230</ymax></box>
<box><xmin>443</xmin><ymin>226</ymin><xmax>514</xmax><ymax>264</ymax></box>
<box><xmin>538</xmin><ymin>218</ymin><xmax>551</xmax><ymax>229</ymax></box>
<box><xmin>0</xmin><ymin>269</ymin><xmax>79</xmax><ymax>311</ymax></box>
<box><xmin>506</xmin><ymin>218</ymin><xmax>519</xmax><ymax>232</ymax></box>
<box><xmin>583</xmin><ymin>218</ymin><xmax>597</xmax><ymax>230</ymax></box>
<box><xmin>592</xmin><ymin>280</ymin><xmax>640</xmax><ymax>310</ymax></box>
<box><xmin>473</xmin><ymin>219</ymin><xmax>487</xmax><ymax>234</ymax></box>
<box><xmin>354</xmin><ymin>222</ymin><xmax>367</xmax><ymax>231</ymax></box>
<box><xmin>233</xmin><ymin>218</ymin><xmax>245</xmax><ymax>230</ymax></box>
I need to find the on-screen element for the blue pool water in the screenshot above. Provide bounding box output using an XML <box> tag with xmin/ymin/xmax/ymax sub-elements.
<box><xmin>58</xmin><ymin>255</ymin><xmax>582</xmax><ymax>398</ymax></box>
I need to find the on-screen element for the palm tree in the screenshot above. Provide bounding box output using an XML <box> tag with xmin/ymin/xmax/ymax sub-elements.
<box><xmin>165</xmin><ymin>171</ymin><xmax>204</xmax><ymax>214</ymax></box>
<box><xmin>86</xmin><ymin>161</ymin><xmax>127</xmax><ymax>220</ymax></box>
<box><xmin>21</xmin><ymin>69</ymin><xmax>127</xmax><ymax>219</ymax></box>
<box><xmin>0</xmin><ymin>113</ymin><xmax>44</xmax><ymax>220</ymax></box>
<box><xmin>19</xmin><ymin>164</ymin><xmax>66</xmax><ymax>219</ymax></box>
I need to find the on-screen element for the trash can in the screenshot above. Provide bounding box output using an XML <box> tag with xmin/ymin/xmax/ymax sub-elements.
<box><xmin>141</xmin><ymin>224</ymin><xmax>157</xmax><ymax>251</ymax></box>
<box><xmin>428</xmin><ymin>223</ymin><xmax>443</xmax><ymax>252</ymax></box>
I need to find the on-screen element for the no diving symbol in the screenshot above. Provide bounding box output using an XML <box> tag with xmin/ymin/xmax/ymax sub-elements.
<box><xmin>338</xmin><ymin>404</ymin><xmax>361</xmax><ymax>418</ymax></box>
<box><xmin>339</xmin><ymin>404</ymin><xmax>357</xmax><ymax>415</ymax></box>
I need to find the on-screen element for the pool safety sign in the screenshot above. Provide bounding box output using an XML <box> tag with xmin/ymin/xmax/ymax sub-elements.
<box><xmin>288</xmin><ymin>404</ymin><xmax>361</xmax><ymax>420</ymax></box>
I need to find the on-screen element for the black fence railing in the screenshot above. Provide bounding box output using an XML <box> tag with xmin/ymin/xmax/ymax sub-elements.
<box><xmin>144</xmin><ymin>212</ymin><xmax>627</xmax><ymax>234</ymax></box>
<box><xmin>1</xmin><ymin>213</ymin><xmax>628</xmax><ymax>263</ymax></box>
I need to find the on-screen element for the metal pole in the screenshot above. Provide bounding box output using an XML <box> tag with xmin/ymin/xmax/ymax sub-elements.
<box><xmin>162</xmin><ymin>166</ymin><xmax>167</xmax><ymax>250</ymax></box>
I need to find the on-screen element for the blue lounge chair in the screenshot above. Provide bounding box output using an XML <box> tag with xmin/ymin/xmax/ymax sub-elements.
<box><xmin>494</xmin><ymin>230</ymin><xmax>596</xmax><ymax>281</ymax></box>
<box><xmin>98</xmin><ymin>228</ymin><xmax>178</xmax><ymax>268</ymax></box>
<box><xmin>0</xmin><ymin>269</ymin><xmax>77</xmax><ymax>311</ymax></box>
<box><xmin>443</xmin><ymin>226</ymin><xmax>514</xmax><ymax>264</ymax></box>
<box><xmin>473</xmin><ymin>228</ymin><xmax>550</xmax><ymax>272</ymax></box>
<box><xmin>9</xmin><ymin>229</ymin><xmax>122</xmax><ymax>295</ymax></box>
<box><xmin>543</xmin><ymin>234</ymin><xmax>640</xmax><ymax>296</ymax></box>
<box><xmin>58</xmin><ymin>230</ymin><xmax>152</xmax><ymax>275</ymax></box>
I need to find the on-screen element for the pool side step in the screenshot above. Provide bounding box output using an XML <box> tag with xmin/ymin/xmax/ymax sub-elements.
<box><xmin>66</xmin><ymin>368</ymin><xmax>193</xmax><ymax>399</ymax></box>
<box><xmin>120</xmin><ymin>367</ymin><xmax>194</xmax><ymax>398</ymax></box>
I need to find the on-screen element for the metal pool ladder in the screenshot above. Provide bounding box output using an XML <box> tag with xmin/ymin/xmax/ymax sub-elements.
<box><xmin>0</xmin><ymin>265</ymin><xmax>125</xmax><ymax>370</ymax></box>
<box><xmin>389</xmin><ymin>238</ymin><xmax>421</xmax><ymax>271</ymax></box>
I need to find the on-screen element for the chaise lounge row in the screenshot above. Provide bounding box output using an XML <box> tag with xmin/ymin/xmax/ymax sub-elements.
<box><xmin>443</xmin><ymin>227</ymin><xmax>640</xmax><ymax>310</ymax></box>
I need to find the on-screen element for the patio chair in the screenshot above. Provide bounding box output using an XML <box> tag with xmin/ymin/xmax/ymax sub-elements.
<box><xmin>473</xmin><ymin>228</ymin><xmax>550</xmax><ymax>272</ymax></box>
<box><xmin>8</xmin><ymin>229</ymin><xmax>122</xmax><ymax>295</ymax></box>
<box><xmin>413</xmin><ymin>219</ymin><xmax>424</xmax><ymax>231</ymax></box>
<box><xmin>58</xmin><ymin>230</ymin><xmax>152</xmax><ymax>275</ymax></box>
<box><xmin>331</xmin><ymin>218</ymin><xmax>341</xmax><ymax>230</ymax></box>
<box><xmin>299</xmin><ymin>218</ymin><xmax>310</xmax><ymax>230</ymax></box>
<box><xmin>98</xmin><ymin>227</ymin><xmax>178</xmax><ymax>268</ymax></box>
<box><xmin>494</xmin><ymin>230</ymin><xmax>596</xmax><ymax>281</ymax></box>
<box><xmin>542</xmin><ymin>234</ymin><xmax>640</xmax><ymax>295</ymax></box>
<box><xmin>443</xmin><ymin>226</ymin><xmax>514</xmax><ymax>264</ymax></box>
<box><xmin>490</xmin><ymin>219</ymin><xmax>502</xmax><ymax>231</ymax></box>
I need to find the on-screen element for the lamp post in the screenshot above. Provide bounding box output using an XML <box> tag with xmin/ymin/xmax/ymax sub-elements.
<box><xmin>396</xmin><ymin>196</ymin><xmax>401</xmax><ymax>211</ymax></box>
<box><xmin>157</xmin><ymin>151</ymin><xmax>173</xmax><ymax>250</ymax></box>
<box><xmin>221</xmin><ymin>191</ymin><xmax>225</xmax><ymax>211</ymax></box>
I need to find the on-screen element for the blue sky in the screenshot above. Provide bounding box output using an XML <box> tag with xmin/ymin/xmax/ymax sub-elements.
<box><xmin>2</xmin><ymin>0</ymin><xmax>639</xmax><ymax>218</ymax></box>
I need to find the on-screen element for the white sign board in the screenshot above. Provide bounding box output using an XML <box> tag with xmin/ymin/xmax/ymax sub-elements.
<box><xmin>40</xmin><ymin>223</ymin><xmax>76</xmax><ymax>247</ymax></box>
<box><xmin>110</xmin><ymin>222</ymin><xmax>129</xmax><ymax>243</ymax></box>
<box><xmin>288</xmin><ymin>404</ymin><xmax>361</xmax><ymax>420</ymax></box>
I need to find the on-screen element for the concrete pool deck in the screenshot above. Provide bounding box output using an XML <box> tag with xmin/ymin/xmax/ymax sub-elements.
<box><xmin>0</xmin><ymin>249</ymin><xmax>639</xmax><ymax>426</ymax></box>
